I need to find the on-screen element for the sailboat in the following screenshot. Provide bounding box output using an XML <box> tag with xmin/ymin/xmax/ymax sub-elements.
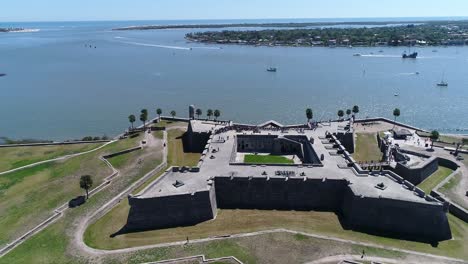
<box><xmin>266</xmin><ymin>57</ymin><xmax>277</xmax><ymax>72</ymax></box>
<box><xmin>437</xmin><ymin>72</ymin><xmax>448</xmax><ymax>87</ymax></box>
<box><xmin>402</xmin><ymin>46</ymin><xmax>417</xmax><ymax>59</ymax></box>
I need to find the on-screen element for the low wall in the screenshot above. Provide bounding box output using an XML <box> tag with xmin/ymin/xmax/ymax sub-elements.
<box><xmin>354</xmin><ymin>117</ymin><xmax>427</xmax><ymax>132</ymax></box>
<box><xmin>392</xmin><ymin>156</ymin><xmax>438</xmax><ymax>185</ymax></box>
<box><xmin>0</xmin><ymin>140</ymin><xmax>110</xmax><ymax>148</ymax></box>
<box><xmin>437</xmin><ymin>157</ymin><xmax>460</xmax><ymax>171</ymax></box>
<box><xmin>102</xmin><ymin>146</ymin><xmax>142</xmax><ymax>159</ymax></box>
<box><xmin>431</xmin><ymin>190</ymin><xmax>468</xmax><ymax>223</ymax></box>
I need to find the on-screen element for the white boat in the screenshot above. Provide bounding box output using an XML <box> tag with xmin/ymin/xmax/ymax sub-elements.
<box><xmin>437</xmin><ymin>72</ymin><xmax>448</xmax><ymax>87</ymax></box>
<box><xmin>353</xmin><ymin>53</ymin><xmax>362</xmax><ymax>57</ymax></box>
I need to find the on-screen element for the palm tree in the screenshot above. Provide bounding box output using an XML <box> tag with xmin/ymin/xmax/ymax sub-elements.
<box><xmin>337</xmin><ymin>110</ymin><xmax>344</xmax><ymax>120</ymax></box>
<box><xmin>352</xmin><ymin>105</ymin><xmax>359</xmax><ymax>116</ymax></box>
<box><xmin>79</xmin><ymin>175</ymin><xmax>93</xmax><ymax>199</ymax></box>
<box><xmin>346</xmin><ymin>109</ymin><xmax>352</xmax><ymax>119</ymax></box>
<box><xmin>393</xmin><ymin>108</ymin><xmax>400</xmax><ymax>122</ymax></box>
<box><xmin>128</xmin><ymin>115</ymin><xmax>136</xmax><ymax>130</ymax></box>
<box><xmin>214</xmin><ymin>109</ymin><xmax>221</xmax><ymax>120</ymax></box>
<box><xmin>140</xmin><ymin>112</ymin><xmax>148</xmax><ymax>129</ymax></box>
<box><xmin>207</xmin><ymin>109</ymin><xmax>213</xmax><ymax>120</ymax></box>
<box><xmin>430</xmin><ymin>130</ymin><xmax>439</xmax><ymax>150</ymax></box>
<box><xmin>141</xmin><ymin>109</ymin><xmax>148</xmax><ymax>117</ymax></box>
<box><xmin>196</xmin><ymin>108</ymin><xmax>202</xmax><ymax>119</ymax></box>
<box><xmin>156</xmin><ymin>108</ymin><xmax>162</xmax><ymax>119</ymax></box>
<box><xmin>170</xmin><ymin>110</ymin><xmax>176</xmax><ymax>118</ymax></box>
<box><xmin>306</xmin><ymin>108</ymin><xmax>313</xmax><ymax>123</ymax></box>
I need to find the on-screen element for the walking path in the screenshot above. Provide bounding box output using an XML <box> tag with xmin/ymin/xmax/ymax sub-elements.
<box><xmin>0</xmin><ymin>141</ymin><xmax>116</xmax><ymax>176</ymax></box>
<box><xmin>74</xmin><ymin>228</ymin><xmax>467</xmax><ymax>263</ymax></box>
<box><xmin>0</xmin><ymin>132</ymin><xmax>166</xmax><ymax>258</ymax></box>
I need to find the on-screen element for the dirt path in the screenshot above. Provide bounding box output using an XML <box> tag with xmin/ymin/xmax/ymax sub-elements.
<box><xmin>0</xmin><ymin>132</ymin><xmax>166</xmax><ymax>257</ymax></box>
<box><xmin>0</xmin><ymin>141</ymin><xmax>115</xmax><ymax>176</ymax></box>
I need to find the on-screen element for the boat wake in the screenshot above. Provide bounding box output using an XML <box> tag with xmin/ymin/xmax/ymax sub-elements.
<box><xmin>360</xmin><ymin>54</ymin><xmax>401</xmax><ymax>58</ymax></box>
<box><xmin>191</xmin><ymin>46</ymin><xmax>222</xmax><ymax>50</ymax></box>
<box><xmin>397</xmin><ymin>72</ymin><xmax>420</xmax><ymax>76</ymax></box>
<box><xmin>117</xmin><ymin>40</ymin><xmax>191</xmax><ymax>50</ymax></box>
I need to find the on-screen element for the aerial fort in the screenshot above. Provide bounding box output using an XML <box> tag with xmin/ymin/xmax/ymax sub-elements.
<box><xmin>123</xmin><ymin>106</ymin><xmax>457</xmax><ymax>243</ymax></box>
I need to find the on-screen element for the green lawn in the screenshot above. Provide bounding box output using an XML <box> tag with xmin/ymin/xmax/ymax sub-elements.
<box><xmin>0</xmin><ymin>135</ymin><xmax>145</xmax><ymax>246</ymax></box>
<box><xmin>353</xmin><ymin>133</ymin><xmax>382</xmax><ymax>162</ymax></box>
<box><xmin>418</xmin><ymin>166</ymin><xmax>454</xmax><ymax>194</ymax></box>
<box><xmin>167</xmin><ymin>129</ymin><xmax>200</xmax><ymax>167</ymax></box>
<box><xmin>244</xmin><ymin>154</ymin><xmax>294</xmax><ymax>164</ymax></box>
<box><xmin>84</xmin><ymin>205</ymin><xmax>468</xmax><ymax>260</ymax></box>
<box><xmin>0</xmin><ymin>143</ymin><xmax>104</xmax><ymax>172</ymax></box>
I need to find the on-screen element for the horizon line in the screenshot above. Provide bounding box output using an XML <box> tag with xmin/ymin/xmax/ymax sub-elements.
<box><xmin>2</xmin><ymin>15</ymin><xmax>468</xmax><ymax>24</ymax></box>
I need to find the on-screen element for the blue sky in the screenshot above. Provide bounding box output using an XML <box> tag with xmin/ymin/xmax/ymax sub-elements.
<box><xmin>2</xmin><ymin>0</ymin><xmax>468</xmax><ymax>22</ymax></box>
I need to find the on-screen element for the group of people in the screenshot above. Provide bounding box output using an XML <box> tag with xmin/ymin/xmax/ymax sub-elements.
<box><xmin>275</xmin><ymin>170</ymin><xmax>296</xmax><ymax>177</ymax></box>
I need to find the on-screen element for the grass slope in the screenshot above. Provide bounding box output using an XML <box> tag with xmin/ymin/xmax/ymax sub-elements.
<box><xmin>0</xmin><ymin>135</ymin><xmax>144</xmax><ymax>246</ymax></box>
<box><xmin>418</xmin><ymin>166</ymin><xmax>454</xmax><ymax>194</ymax></box>
<box><xmin>244</xmin><ymin>154</ymin><xmax>293</xmax><ymax>164</ymax></box>
<box><xmin>0</xmin><ymin>143</ymin><xmax>104</xmax><ymax>172</ymax></box>
<box><xmin>353</xmin><ymin>133</ymin><xmax>382</xmax><ymax>162</ymax></box>
<box><xmin>167</xmin><ymin>129</ymin><xmax>200</xmax><ymax>167</ymax></box>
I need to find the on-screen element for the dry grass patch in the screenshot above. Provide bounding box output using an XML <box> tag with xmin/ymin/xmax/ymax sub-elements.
<box><xmin>353</xmin><ymin>133</ymin><xmax>382</xmax><ymax>162</ymax></box>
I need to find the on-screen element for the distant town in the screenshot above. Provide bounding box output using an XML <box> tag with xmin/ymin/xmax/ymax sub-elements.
<box><xmin>0</xmin><ymin>27</ymin><xmax>24</xmax><ymax>32</ymax></box>
<box><xmin>184</xmin><ymin>20</ymin><xmax>468</xmax><ymax>47</ymax></box>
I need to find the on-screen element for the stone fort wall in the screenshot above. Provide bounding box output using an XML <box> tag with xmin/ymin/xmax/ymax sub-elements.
<box><xmin>126</xmin><ymin>187</ymin><xmax>217</xmax><ymax>231</ymax></box>
<box><xmin>214</xmin><ymin>176</ymin><xmax>347</xmax><ymax>211</ymax></box>
<box><xmin>213</xmin><ymin>176</ymin><xmax>451</xmax><ymax>241</ymax></box>
<box><xmin>342</xmin><ymin>188</ymin><xmax>451</xmax><ymax>241</ymax></box>
<box><xmin>126</xmin><ymin>173</ymin><xmax>452</xmax><ymax>241</ymax></box>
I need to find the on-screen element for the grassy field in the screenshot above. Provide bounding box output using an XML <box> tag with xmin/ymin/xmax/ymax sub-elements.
<box><xmin>244</xmin><ymin>154</ymin><xmax>294</xmax><ymax>164</ymax></box>
<box><xmin>84</xmin><ymin>206</ymin><xmax>468</xmax><ymax>259</ymax></box>
<box><xmin>167</xmin><ymin>129</ymin><xmax>200</xmax><ymax>167</ymax></box>
<box><xmin>353</xmin><ymin>133</ymin><xmax>382</xmax><ymax>162</ymax></box>
<box><xmin>0</xmin><ymin>134</ymin><xmax>145</xmax><ymax>247</ymax></box>
<box><xmin>0</xmin><ymin>143</ymin><xmax>104</xmax><ymax>172</ymax></box>
<box><xmin>418</xmin><ymin>166</ymin><xmax>454</xmax><ymax>194</ymax></box>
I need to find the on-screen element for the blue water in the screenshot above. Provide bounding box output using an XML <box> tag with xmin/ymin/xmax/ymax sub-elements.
<box><xmin>1</xmin><ymin>19</ymin><xmax>468</xmax><ymax>140</ymax></box>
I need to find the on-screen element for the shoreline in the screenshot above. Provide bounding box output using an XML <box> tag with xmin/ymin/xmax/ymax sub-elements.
<box><xmin>2</xmin><ymin>117</ymin><xmax>467</xmax><ymax>146</ymax></box>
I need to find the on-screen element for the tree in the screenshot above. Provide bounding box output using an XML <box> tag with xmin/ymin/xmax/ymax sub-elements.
<box><xmin>207</xmin><ymin>109</ymin><xmax>213</xmax><ymax>120</ymax></box>
<box><xmin>393</xmin><ymin>108</ymin><xmax>401</xmax><ymax>121</ymax></box>
<box><xmin>80</xmin><ymin>175</ymin><xmax>93</xmax><ymax>199</ymax></box>
<box><xmin>306</xmin><ymin>108</ymin><xmax>313</xmax><ymax>123</ymax></box>
<box><xmin>430</xmin><ymin>130</ymin><xmax>440</xmax><ymax>150</ymax></box>
<box><xmin>346</xmin><ymin>109</ymin><xmax>352</xmax><ymax>119</ymax></box>
<box><xmin>170</xmin><ymin>110</ymin><xmax>176</xmax><ymax>118</ymax></box>
<box><xmin>156</xmin><ymin>108</ymin><xmax>162</xmax><ymax>119</ymax></box>
<box><xmin>337</xmin><ymin>110</ymin><xmax>344</xmax><ymax>120</ymax></box>
<box><xmin>196</xmin><ymin>108</ymin><xmax>202</xmax><ymax>119</ymax></box>
<box><xmin>352</xmin><ymin>105</ymin><xmax>360</xmax><ymax>115</ymax></box>
<box><xmin>214</xmin><ymin>109</ymin><xmax>221</xmax><ymax>120</ymax></box>
<box><xmin>128</xmin><ymin>114</ymin><xmax>136</xmax><ymax>129</ymax></box>
<box><xmin>140</xmin><ymin>111</ymin><xmax>148</xmax><ymax>130</ymax></box>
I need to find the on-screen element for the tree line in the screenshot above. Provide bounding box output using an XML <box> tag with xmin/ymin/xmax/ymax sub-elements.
<box><xmin>186</xmin><ymin>21</ymin><xmax>468</xmax><ymax>47</ymax></box>
<box><xmin>127</xmin><ymin>108</ymin><xmax>223</xmax><ymax>130</ymax></box>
